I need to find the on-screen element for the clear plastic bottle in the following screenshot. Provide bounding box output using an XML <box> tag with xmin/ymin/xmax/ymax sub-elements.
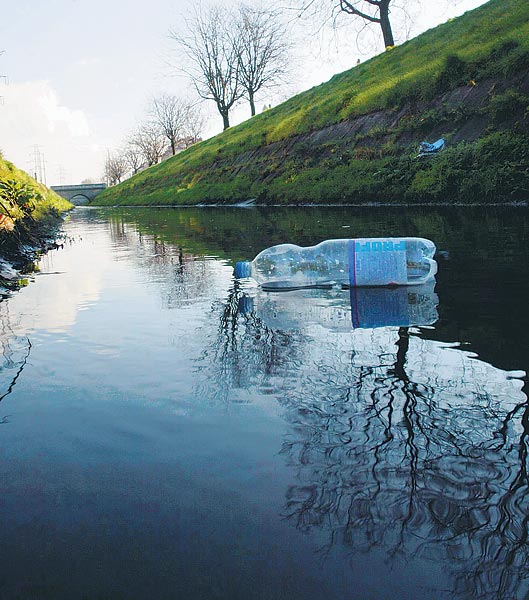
<box><xmin>234</xmin><ymin>237</ymin><xmax>437</xmax><ymax>289</ymax></box>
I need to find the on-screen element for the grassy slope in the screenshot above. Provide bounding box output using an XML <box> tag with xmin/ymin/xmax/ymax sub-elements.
<box><xmin>96</xmin><ymin>0</ymin><xmax>529</xmax><ymax>206</ymax></box>
<box><xmin>0</xmin><ymin>156</ymin><xmax>73</xmax><ymax>262</ymax></box>
<box><xmin>0</xmin><ymin>156</ymin><xmax>73</xmax><ymax>216</ymax></box>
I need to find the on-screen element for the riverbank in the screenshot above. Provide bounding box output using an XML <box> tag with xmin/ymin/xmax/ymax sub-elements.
<box><xmin>0</xmin><ymin>155</ymin><xmax>73</xmax><ymax>291</ymax></box>
<box><xmin>141</xmin><ymin>199</ymin><xmax>529</xmax><ymax>209</ymax></box>
<box><xmin>94</xmin><ymin>0</ymin><xmax>529</xmax><ymax>207</ymax></box>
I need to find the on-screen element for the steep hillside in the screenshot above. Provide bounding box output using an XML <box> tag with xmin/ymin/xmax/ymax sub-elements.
<box><xmin>95</xmin><ymin>0</ymin><xmax>529</xmax><ymax>206</ymax></box>
<box><xmin>0</xmin><ymin>155</ymin><xmax>72</xmax><ymax>276</ymax></box>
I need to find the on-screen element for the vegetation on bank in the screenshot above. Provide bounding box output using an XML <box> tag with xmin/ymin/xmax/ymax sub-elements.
<box><xmin>95</xmin><ymin>0</ymin><xmax>529</xmax><ymax>206</ymax></box>
<box><xmin>0</xmin><ymin>155</ymin><xmax>72</xmax><ymax>279</ymax></box>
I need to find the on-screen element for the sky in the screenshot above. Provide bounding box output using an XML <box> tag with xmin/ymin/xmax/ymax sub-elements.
<box><xmin>0</xmin><ymin>0</ymin><xmax>487</xmax><ymax>185</ymax></box>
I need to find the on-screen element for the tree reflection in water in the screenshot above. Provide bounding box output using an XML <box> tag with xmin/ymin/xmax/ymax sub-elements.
<box><xmin>202</xmin><ymin>283</ymin><xmax>528</xmax><ymax>600</ymax></box>
<box><xmin>0</xmin><ymin>302</ymin><xmax>31</xmax><ymax>421</ymax></box>
<box><xmin>196</xmin><ymin>282</ymin><xmax>307</xmax><ymax>404</ymax></box>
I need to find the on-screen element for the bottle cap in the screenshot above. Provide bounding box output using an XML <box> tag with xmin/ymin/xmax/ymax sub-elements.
<box><xmin>234</xmin><ymin>261</ymin><xmax>252</xmax><ymax>278</ymax></box>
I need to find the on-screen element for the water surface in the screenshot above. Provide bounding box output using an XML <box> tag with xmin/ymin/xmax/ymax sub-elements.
<box><xmin>0</xmin><ymin>205</ymin><xmax>528</xmax><ymax>600</ymax></box>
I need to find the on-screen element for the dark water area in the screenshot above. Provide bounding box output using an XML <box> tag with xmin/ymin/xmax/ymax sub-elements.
<box><xmin>0</xmin><ymin>205</ymin><xmax>528</xmax><ymax>599</ymax></box>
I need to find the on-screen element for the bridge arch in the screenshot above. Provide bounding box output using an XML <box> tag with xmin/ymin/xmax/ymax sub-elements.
<box><xmin>51</xmin><ymin>183</ymin><xmax>107</xmax><ymax>204</ymax></box>
<box><xmin>70</xmin><ymin>194</ymin><xmax>91</xmax><ymax>205</ymax></box>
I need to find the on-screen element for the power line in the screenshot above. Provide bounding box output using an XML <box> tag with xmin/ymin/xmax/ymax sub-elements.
<box><xmin>0</xmin><ymin>47</ymin><xmax>8</xmax><ymax>106</ymax></box>
<box><xmin>29</xmin><ymin>145</ymin><xmax>47</xmax><ymax>185</ymax></box>
<box><xmin>0</xmin><ymin>76</ymin><xmax>7</xmax><ymax>105</ymax></box>
<box><xmin>57</xmin><ymin>165</ymin><xmax>67</xmax><ymax>185</ymax></box>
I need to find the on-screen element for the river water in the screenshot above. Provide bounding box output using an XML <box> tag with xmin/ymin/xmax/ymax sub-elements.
<box><xmin>0</xmin><ymin>205</ymin><xmax>528</xmax><ymax>600</ymax></box>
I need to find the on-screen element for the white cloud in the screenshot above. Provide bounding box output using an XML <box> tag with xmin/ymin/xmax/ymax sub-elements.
<box><xmin>36</xmin><ymin>87</ymin><xmax>91</xmax><ymax>136</ymax></box>
<box><xmin>0</xmin><ymin>80</ymin><xmax>103</xmax><ymax>184</ymax></box>
<box><xmin>2</xmin><ymin>80</ymin><xmax>90</xmax><ymax>139</ymax></box>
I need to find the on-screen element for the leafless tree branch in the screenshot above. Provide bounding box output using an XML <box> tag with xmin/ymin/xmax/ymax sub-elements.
<box><xmin>232</xmin><ymin>4</ymin><xmax>291</xmax><ymax>117</ymax></box>
<box><xmin>104</xmin><ymin>151</ymin><xmax>128</xmax><ymax>186</ymax></box>
<box><xmin>170</xmin><ymin>7</ymin><xmax>243</xmax><ymax>130</ymax></box>
<box><xmin>129</xmin><ymin>122</ymin><xmax>168</xmax><ymax>167</ymax></box>
<box><xmin>123</xmin><ymin>142</ymin><xmax>145</xmax><ymax>176</ymax></box>
<box><xmin>151</xmin><ymin>94</ymin><xmax>195</xmax><ymax>155</ymax></box>
<box><xmin>289</xmin><ymin>0</ymin><xmax>435</xmax><ymax>50</ymax></box>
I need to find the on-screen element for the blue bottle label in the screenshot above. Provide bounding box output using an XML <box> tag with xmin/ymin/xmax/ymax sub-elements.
<box><xmin>348</xmin><ymin>239</ymin><xmax>407</xmax><ymax>286</ymax></box>
<box><xmin>348</xmin><ymin>239</ymin><xmax>357</xmax><ymax>286</ymax></box>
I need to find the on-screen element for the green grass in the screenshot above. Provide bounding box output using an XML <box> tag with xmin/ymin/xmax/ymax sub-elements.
<box><xmin>0</xmin><ymin>156</ymin><xmax>73</xmax><ymax>215</ymax></box>
<box><xmin>0</xmin><ymin>155</ymin><xmax>73</xmax><ymax>261</ymax></box>
<box><xmin>95</xmin><ymin>0</ymin><xmax>529</xmax><ymax>206</ymax></box>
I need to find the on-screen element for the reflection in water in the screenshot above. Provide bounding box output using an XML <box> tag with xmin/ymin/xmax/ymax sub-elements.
<box><xmin>280</xmin><ymin>337</ymin><xmax>527</xmax><ymax>600</ymax></box>
<box><xmin>105</xmin><ymin>205</ymin><xmax>529</xmax><ymax>370</ymax></box>
<box><xmin>1</xmin><ymin>207</ymin><xmax>529</xmax><ymax>599</ymax></box>
<box><xmin>108</xmin><ymin>225</ymin><xmax>230</xmax><ymax>309</ymax></box>
<box><xmin>196</xmin><ymin>282</ymin><xmax>307</xmax><ymax>404</ymax></box>
<box><xmin>0</xmin><ymin>302</ymin><xmax>31</xmax><ymax>419</ymax></box>
<box><xmin>89</xmin><ymin>207</ymin><xmax>529</xmax><ymax>598</ymax></box>
<box><xmin>201</xmin><ymin>284</ymin><xmax>528</xmax><ymax>599</ymax></box>
<box><xmin>239</xmin><ymin>281</ymin><xmax>439</xmax><ymax>330</ymax></box>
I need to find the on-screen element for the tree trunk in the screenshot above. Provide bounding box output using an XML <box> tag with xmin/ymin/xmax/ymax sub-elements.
<box><xmin>379</xmin><ymin>1</ymin><xmax>394</xmax><ymax>48</ymax></box>
<box><xmin>249</xmin><ymin>90</ymin><xmax>256</xmax><ymax>117</ymax></box>
<box><xmin>219</xmin><ymin>109</ymin><xmax>230</xmax><ymax>130</ymax></box>
<box><xmin>171</xmin><ymin>139</ymin><xmax>176</xmax><ymax>155</ymax></box>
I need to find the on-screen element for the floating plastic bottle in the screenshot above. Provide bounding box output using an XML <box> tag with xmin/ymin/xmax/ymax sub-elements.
<box><xmin>238</xmin><ymin>281</ymin><xmax>438</xmax><ymax>330</ymax></box>
<box><xmin>234</xmin><ymin>238</ymin><xmax>437</xmax><ymax>290</ymax></box>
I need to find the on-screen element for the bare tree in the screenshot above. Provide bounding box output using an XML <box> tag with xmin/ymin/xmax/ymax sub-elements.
<box><xmin>295</xmin><ymin>0</ymin><xmax>423</xmax><ymax>50</ymax></box>
<box><xmin>130</xmin><ymin>122</ymin><xmax>167</xmax><ymax>167</ymax></box>
<box><xmin>104</xmin><ymin>152</ymin><xmax>128</xmax><ymax>186</ymax></box>
<box><xmin>123</xmin><ymin>142</ymin><xmax>145</xmax><ymax>175</ymax></box>
<box><xmin>151</xmin><ymin>94</ymin><xmax>204</xmax><ymax>154</ymax></box>
<box><xmin>171</xmin><ymin>7</ymin><xmax>243</xmax><ymax>130</ymax></box>
<box><xmin>151</xmin><ymin>94</ymin><xmax>190</xmax><ymax>155</ymax></box>
<box><xmin>181</xmin><ymin>103</ymin><xmax>205</xmax><ymax>148</ymax></box>
<box><xmin>233</xmin><ymin>5</ymin><xmax>290</xmax><ymax>117</ymax></box>
<box><xmin>340</xmin><ymin>0</ymin><xmax>395</xmax><ymax>47</ymax></box>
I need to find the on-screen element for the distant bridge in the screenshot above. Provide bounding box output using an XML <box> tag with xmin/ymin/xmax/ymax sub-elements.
<box><xmin>51</xmin><ymin>183</ymin><xmax>107</xmax><ymax>205</ymax></box>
